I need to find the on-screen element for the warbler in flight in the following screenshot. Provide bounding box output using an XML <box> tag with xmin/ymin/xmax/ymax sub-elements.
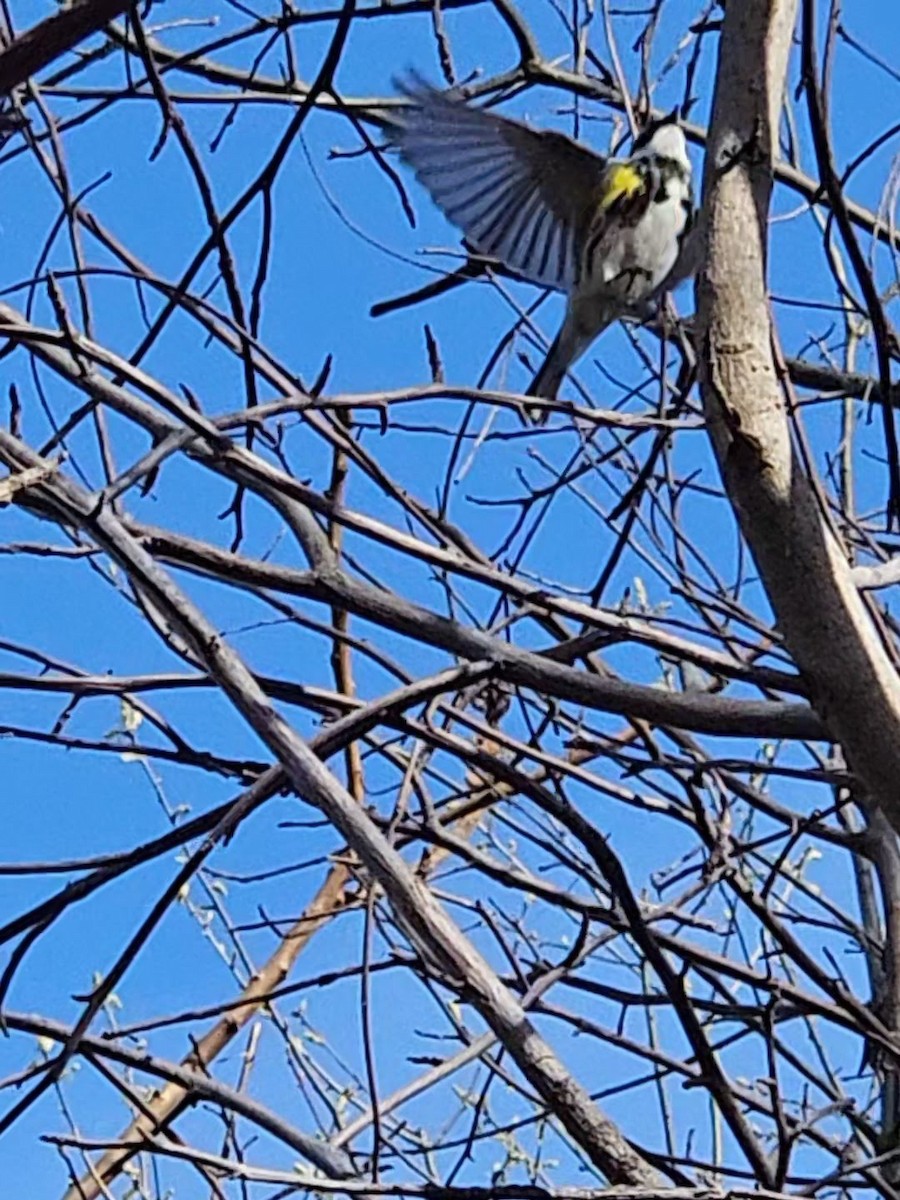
<box><xmin>385</xmin><ymin>77</ymin><xmax>695</xmax><ymax>420</ymax></box>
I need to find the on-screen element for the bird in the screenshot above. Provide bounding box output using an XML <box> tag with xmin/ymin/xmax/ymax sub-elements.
<box><xmin>383</xmin><ymin>76</ymin><xmax>695</xmax><ymax>421</ymax></box>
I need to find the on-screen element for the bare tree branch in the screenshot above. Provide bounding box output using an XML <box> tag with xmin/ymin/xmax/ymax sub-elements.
<box><xmin>0</xmin><ymin>0</ymin><xmax>132</xmax><ymax>94</ymax></box>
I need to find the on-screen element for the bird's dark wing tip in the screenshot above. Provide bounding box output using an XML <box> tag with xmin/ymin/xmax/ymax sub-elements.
<box><xmin>391</xmin><ymin>68</ymin><xmax>433</xmax><ymax>102</ymax></box>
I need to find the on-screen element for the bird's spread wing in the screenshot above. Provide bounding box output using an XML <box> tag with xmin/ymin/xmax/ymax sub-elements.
<box><xmin>387</xmin><ymin>77</ymin><xmax>611</xmax><ymax>292</ymax></box>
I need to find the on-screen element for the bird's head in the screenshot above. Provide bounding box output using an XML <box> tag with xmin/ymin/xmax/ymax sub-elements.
<box><xmin>631</xmin><ymin>115</ymin><xmax>690</xmax><ymax>174</ymax></box>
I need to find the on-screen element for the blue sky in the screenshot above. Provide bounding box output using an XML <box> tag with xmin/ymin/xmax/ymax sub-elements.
<box><xmin>1</xmin><ymin>0</ymin><xmax>900</xmax><ymax>1193</ymax></box>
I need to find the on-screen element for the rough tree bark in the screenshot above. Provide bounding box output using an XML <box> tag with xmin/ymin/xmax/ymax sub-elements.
<box><xmin>695</xmin><ymin>0</ymin><xmax>900</xmax><ymax>825</ymax></box>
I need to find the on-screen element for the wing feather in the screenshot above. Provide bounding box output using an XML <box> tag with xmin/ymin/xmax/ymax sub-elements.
<box><xmin>388</xmin><ymin>77</ymin><xmax>610</xmax><ymax>291</ymax></box>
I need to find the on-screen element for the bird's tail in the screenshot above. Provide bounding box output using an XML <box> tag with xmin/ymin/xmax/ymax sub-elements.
<box><xmin>523</xmin><ymin>302</ymin><xmax>615</xmax><ymax>423</ymax></box>
<box><xmin>524</xmin><ymin>327</ymin><xmax>569</xmax><ymax>423</ymax></box>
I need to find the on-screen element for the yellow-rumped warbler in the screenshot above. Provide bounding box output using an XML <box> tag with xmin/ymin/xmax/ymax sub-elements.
<box><xmin>385</xmin><ymin>77</ymin><xmax>694</xmax><ymax>421</ymax></box>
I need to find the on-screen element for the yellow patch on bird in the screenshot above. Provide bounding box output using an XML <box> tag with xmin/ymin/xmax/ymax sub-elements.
<box><xmin>600</xmin><ymin>163</ymin><xmax>645</xmax><ymax>209</ymax></box>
